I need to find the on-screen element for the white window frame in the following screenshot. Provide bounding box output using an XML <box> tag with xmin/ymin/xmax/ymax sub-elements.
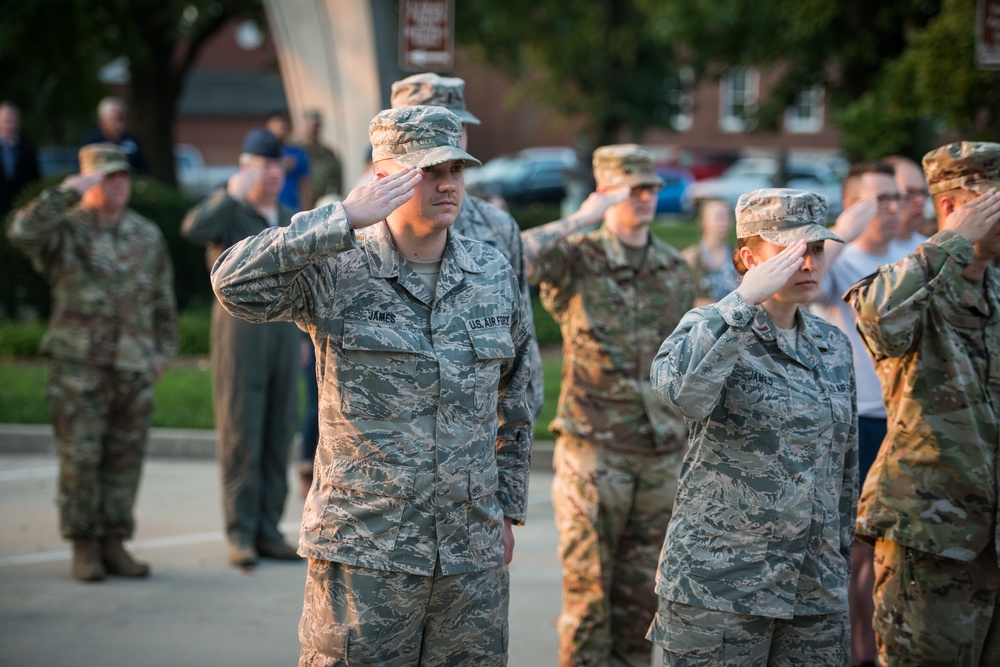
<box><xmin>662</xmin><ymin>66</ymin><xmax>695</xmax><ymax>132</ymax></box>
<box><xmin>784</xmin><ymin>85</ymin><xmax>825</xmax><ymax>134</ymax></box>
<box><xmin>719</xmin><ymin>67</ymin><xmax>759</xmax><ymax>133</ymax></box>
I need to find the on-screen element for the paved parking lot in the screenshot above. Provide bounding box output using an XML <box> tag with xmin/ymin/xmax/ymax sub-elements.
<box><xmin>0</xmin><ymin>453</ymin><xmax>561</xmax><ymax>666</ymax></box>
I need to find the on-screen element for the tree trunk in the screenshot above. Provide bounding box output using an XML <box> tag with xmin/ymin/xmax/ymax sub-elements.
<box><xmin>129</xmin><ymin>45</ymin><xmax>180</xmax><ymax>187</ymax></box>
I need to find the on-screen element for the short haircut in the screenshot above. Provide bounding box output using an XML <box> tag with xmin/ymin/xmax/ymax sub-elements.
<box><xmin>843</xmin><ymin>161</ymin><xmax>895</xmax><ymax>201</ymax></box>
<box><xmin>97</xmin><ymin>96</ymin><xmax>126</xmax><ymax>120</ymax></box>
<box><xmin>732</xmin><ymin>236</ymin><xmax>764</xmax><ymax>276</ymax></box>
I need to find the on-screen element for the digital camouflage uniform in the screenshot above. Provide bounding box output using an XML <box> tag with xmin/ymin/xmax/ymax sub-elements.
<box><xmin>181</xmin><ymin>187</ymin><xmax>300</xmax><ymax>553</ymax></box>
<box><xmin>846</xmin><ymin>142</ymin><xmax>1000</xmax><ymax>667</ymax></box>
<box><xmin>7</xmin><ymin>182</ymin><xmax>177</xmax><ymax>541</ymax></box>
<box><xmin>392</xmin><ymin>70</ymin><xmax>545</xmax><ymax>418</ymax></box>
<box><xmin>523</xmin><ymin>144</ymin><xmax>693</xmax><ymax>667</ymax></box>
<box><xmin>213</xmin><ymin>106</ymin><xmax>534</xmax><ymax>666</ymax></box>
<box><xmin>648</xmin><ymin>189</ymin><xmax>858</xmax><ymax>666</ymax></box>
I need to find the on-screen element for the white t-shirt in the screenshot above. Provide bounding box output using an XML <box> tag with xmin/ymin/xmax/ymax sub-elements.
<box><xmin>812</xmin><ymin>241</ymin><xmax>913</xmax><ymax>417</ymax></box>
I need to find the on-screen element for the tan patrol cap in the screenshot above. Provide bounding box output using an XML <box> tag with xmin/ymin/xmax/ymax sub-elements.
<box><xmin>78</xmin><ymin>143</ymin><xmax>131</xmax><ymax>176</ymax></box>
<box><xmin>735</xmin><ymin>188</ymin><xmax>842</xmax><ymax>245</ymax></box>
<box><xmin>592</xmin><ymin>144</ymin><xmax>663</xmax><ymax>189</ymax></box>
<box><xmin>390</xmin><ymin>72</ymin><xmax>481</xmax><ymax>125</ymax></box>
<box><xmin>922</xmin><ymin>141</ymin><xmax>1000</xmax><ymax>196</ymax></box>
<box><xmin>369</xmin><ymin>106</ymin><xmax>481</xmax><ymax>169</ymax></box>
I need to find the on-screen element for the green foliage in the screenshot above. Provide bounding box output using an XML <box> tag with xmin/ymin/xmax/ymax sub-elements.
<box><xmin>152</xmin><ymin>365</ymin><xmax>214</xmax><ymax>429</ymax></box>
<box><xmin>0</xmin><ymin>322</ymin><xmax>47</xmax><ymax>357</ymax></box>
<box><xmin>508</xmin><ymin>203</ymin><xmax>562</xmax><ymax>231</ymax></box>
<box><xmin>0</xmin><ymin>363</ymin><xmax>50</xmax><ymax>424</ymax></box>
<box><xmin>177</xmin><ymin>307</ymin><xmax>212</xmax><ymax>356</ymax></box>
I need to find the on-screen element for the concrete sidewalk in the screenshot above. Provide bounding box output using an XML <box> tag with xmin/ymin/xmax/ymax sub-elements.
<box><xmin>0</xmin><ymin>423</ymin><xmax>556</xmax><ymax>471</ymax></box>
<box><xmin>0</xmin><ymin>452</ymin><xmax>562</xmax><ymax>666</ymax></box>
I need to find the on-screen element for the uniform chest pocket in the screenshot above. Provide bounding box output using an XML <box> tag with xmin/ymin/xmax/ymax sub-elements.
<box><xmin>723</xmin><ymin>363</ymin><xmax>790</xmax><ymax>419</ymax></box>
<box><xmin>340</xmin><ymin>321</ymin><xmax>422</xmax><ymax>421</ymax></box>
<box><xmin>467</xmin><ymin>326</ymin><xmax>515</xmax><ymax>423</ymax></box>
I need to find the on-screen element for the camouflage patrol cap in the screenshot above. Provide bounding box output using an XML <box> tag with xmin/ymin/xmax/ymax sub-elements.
<box><xmin>390</xmin><ymin>72</ymin><xmax>481</xmax><ymax>125</ymax></box>
<box><xmin>922</xmin><ymin>141</ymin><xmax>1000</xmax><ymax>196</ymax></box>
<box><xmin>369</xmin><ymin>105</ymin><xmax>481</xmax><ymax>169</ymax></box>
<box><xmin>592</xmin><ymin>144</ymin><xmax>664</xmax><ymax>189</ymax></box>
<box><xmin>78</xmin><ymin>143</ymin><xmax>131</xmax><ymax>176</ymax></box>
<box><xmin>736</xmin><ymin>188</ymin><xmax>843</xmax><ymax>245</ymax></box>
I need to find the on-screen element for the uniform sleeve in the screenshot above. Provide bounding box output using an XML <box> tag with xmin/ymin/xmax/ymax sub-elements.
<box><xmin>180</xmin><ymin>189</ymin><xmax>240</xmax><ymax>246</ymax></box>
<box><xmin>649</xmin><ymin>289</ymin><xmax>758</xmax><ymax>420</ymax></box>
<box><xmin>152</xmin><ymin>230</ymin><xmax>178</xmax><ymax>361</ymax></box>
<box><xmin>495</xmin><ymin>270</ymin><xmax>535</xmax><ymax>525</ymax></box>
<box><xmin>211</xmin><ymin>202</ymin><xmax>356</xmax><ymax>326</ymax></box>
<box><xmin>846</xmin><ymin>230</ymin><xmax>975</xmax><ymax>361</ymax></box>
<box><xmin>5</xmin><ymin>186</ymin><xmax>80</xmax><ymax>275</ymax></box>
<box><xmin>841</xmin><ymin>365</ymin><xmax>859</xmax><ymax>562</ymax></box>
<box><xmin>521</xmin><ymin>218</ymin><xmax>579</xmax><ymax>288</ymax></box>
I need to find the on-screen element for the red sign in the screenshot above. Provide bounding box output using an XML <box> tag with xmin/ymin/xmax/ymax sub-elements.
<box><xmin>978</xmin><ymin>0</ymin><xmax>1000</xmax><ymax>69</ymax></box>
<box><xmin>399</xmin><ymin>0</ymin><xmax>454</xmax><ymax>72</ymax></box>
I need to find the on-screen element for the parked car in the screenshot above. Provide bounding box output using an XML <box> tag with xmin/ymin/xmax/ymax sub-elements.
<box><xmin>684</xmin><ymin>157</ymin><xmax>844</xmax><ymax>219</ymax></box>
<box><xmin>665</xmin><ymin>148</ymin><xmax>741</xmax><ymax>181</ymax></box>
<box><xmin>174</xmin><ymin>144</ymin><xmax>238</xmax><ymax>199</ymax></box>
<box><xmin>655</xmin><ymin>166</ymin><xmax>695</xmax><ymax>216</ymax></box>
<box><xmin>465</xmin><ymin>147</ymin><xmax>577</xmax><ymax>206</ymax></box>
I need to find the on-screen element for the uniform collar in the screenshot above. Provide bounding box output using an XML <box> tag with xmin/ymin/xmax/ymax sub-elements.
<box><xmin>593</xmin><ymin>222</ymin><xmax>676</xmax><ymax>271</ymax></box>
<box><xmin>751</xmin><ymin>306</ymin><xmax>826</xmax><ymax>369</ymax></box>
<box><xmin>362</xmin><ymin>221</ymin><xmax>482</xmax><ymax>279</ymax></box>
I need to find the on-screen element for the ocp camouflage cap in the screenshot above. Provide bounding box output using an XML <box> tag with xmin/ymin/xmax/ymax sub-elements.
<box><xmin>922</xmin><ymin>141</ymin><xmax>1000</xmax><ymax>196</ymax></box>
<box><xmin>735</xmin><ymin>188</ymin><xmax>842</xmax><ymax>245</ymax></box>
<box><xmin>390</xmin><ymin>72</ymin><xmax>481</xmax><ymax>125</ymax></box>
<box><xmin>369</xmin><ymin>106</ymin><xmax>481</xmax><ymax>169</ymax></box>
<box><xmin>78</xmin><ymin>143</ymin><xmax>131</xmax><ymax>176</ymax></box>
<box><xmin>592</xmin><ymin>144</ymin><xmax>664</xmax><ymax>189</ymax></box>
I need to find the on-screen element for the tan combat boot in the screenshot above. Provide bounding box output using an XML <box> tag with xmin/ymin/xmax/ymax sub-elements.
<box><xmin>100</xmin><ymin>538</ymin><xmax>150</xmax><ymax>578</ymax></box>
<box><xmin>72</xmin><ymin>538</ymin><xmax>105</xmax><ymax>582</ymax></box>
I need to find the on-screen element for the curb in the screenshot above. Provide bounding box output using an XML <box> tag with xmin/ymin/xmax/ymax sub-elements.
<box><xmin>0</xmin><ymin>424</ymin><xmax>555</xmax><ymax>471</ymax></box>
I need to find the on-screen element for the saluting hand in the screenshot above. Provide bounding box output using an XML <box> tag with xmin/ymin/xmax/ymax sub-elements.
<box><xmin>62</xmin><ymin>172</ymin><xmax>105</xmax><ymax>195</ymax></box>
<box><xmin>736</xmin><ymin>241</ymin><xmax>807</xmax><ymax>306</ymax></box>
<box><xmin>564</xmin><ymin>187</ymin><xmax>630</xmax><ymax>230</ymax></box>
<box><xmin>942</xmin><ymin>190</ymin><xmax>1000</xmax><ymax>246</ymax></box>
<box><xmin>227</xmin><ymin>165</ymin><xmax>264</xmax><ymax>199</ymax></box>
<box><xmin>341</xmin><ymin>166</ymin><xmax>421</xmax><ymax>230</ymax></box>
<box><xmin>831</xmin><ymin>197</ymin><xmax>878</xmax><ymax>244</ymax></box>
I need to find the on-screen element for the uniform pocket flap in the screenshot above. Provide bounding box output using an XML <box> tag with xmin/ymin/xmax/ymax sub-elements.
<box><xmin>326</xmin><ymin>454</ymin><xmax>416</xmax><ymax>499</ymax></box>
<box><xmin>467</xmin><ymin>327</ymin><xmax>515</xmax><ymax>361</ymax></box>
<box><xmin>343</xmin><ymin>319</ymin><xmax>423</xmax><ymax>354</ymax></box>
<box><xmin>469</xmin><ymin>465</ymin><xmax>499</xmax><ymax>499</ymax></box>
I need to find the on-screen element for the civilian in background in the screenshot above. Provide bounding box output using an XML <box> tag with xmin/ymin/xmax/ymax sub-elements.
<box><xmin>265</xmin><ymin>112</ymin><xmax>311</xmax><ymax>212</ymax></box>
<box><xmin>885</xmin><ymin>155</ymin><xmax>931</xmax><ymax>253</ymax></box>
<box><xmin>80</xmin><ymin>97</ymin><xmax>149</xmax><ymax>175</ymax></box>
<box><xmin>301</xmin><ymin>110</ymin><xmax>343</xmax><ymax>207</ymax></box>
<box><xmin>0</xmin><ymin>101</ymin><xmax>40</xmax><ymax>217</ymax></box>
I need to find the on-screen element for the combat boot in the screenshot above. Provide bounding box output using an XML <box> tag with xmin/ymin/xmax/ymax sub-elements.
<box><xmin>72</xmin><ymin>538</ymin><xmax>105</xmax><ymax>582</ymax></box>
<box><xmin>100</xmin><ymin>538</ymin><xmax>150</xmax><ymax>577</ymax></box>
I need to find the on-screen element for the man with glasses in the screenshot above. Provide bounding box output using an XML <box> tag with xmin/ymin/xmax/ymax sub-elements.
<box><xmin>886</xmin><ymin>155</ymin><xmax>931</xmax><ymax>254</ymax></box>
<box><xmin>523</xmin><ymin>144</ymin><xmax>694</xmax><ymax>667</ymax></box>
<box><xmin>811</xmin><ymin>161</ymin><xmax>909</xmax><ymax>667</ymax></box>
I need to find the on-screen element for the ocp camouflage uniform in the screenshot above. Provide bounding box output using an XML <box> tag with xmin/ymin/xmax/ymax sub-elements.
<box><xmin>6</xmin><ymin>185</ymin><xmax>177</xmax><ymax>539</ymax></box>
<box><xmin>455</xmin><ymin>193</ymin><xmax>544</xmax><ymax>417</ymax></box>
<box><xmin>523</xmin><ymin>205</ymin><xmax>693</xmax><ymax>666</ymax></box>
<box><xmin>848</xmin><ymin>229</ymin><xmax>1000</xmax><ymax>666</ymax></box>
<box><xmin>648</xmin><ymin>290</ymin><xmax>858</xmax><ymax>665</ymax></box>
<box><xmin>212</xmin><ymin>198</ymin><xmax>533</xmax><ymax>664</ymax></box>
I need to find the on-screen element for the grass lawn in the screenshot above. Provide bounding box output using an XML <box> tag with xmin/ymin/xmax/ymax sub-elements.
<box><xmin>0</xmin><ymin>214</ymin><xmax>700</xmax><ymax>440</ymax></box>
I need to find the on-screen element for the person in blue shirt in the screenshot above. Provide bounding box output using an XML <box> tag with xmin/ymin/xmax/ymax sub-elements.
<box><xmin>265</xmin><ymin>112</ymin><xmax>310</xmax><ymax>211</ymax></box>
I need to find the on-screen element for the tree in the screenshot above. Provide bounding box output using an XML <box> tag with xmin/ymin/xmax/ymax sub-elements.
<box><xmin>458</xmin><ymin>0</ymin><xmax>995</xmax><ymax>160</ymax></box>
<box><xmin>456</xmin><ymin>1</ymin><xmax>681</xmax><ymax>146</ymax></box>
<box><xmin>0</xmin><ymin>0</ymin><xmax>263</xmax><ymax>185</ymax></box>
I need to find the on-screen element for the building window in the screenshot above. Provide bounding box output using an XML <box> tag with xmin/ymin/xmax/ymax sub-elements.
<box><xmin>657</xmin><ymin>67</ymin><xmax>694</xmax><ymax>132</ymax></box>
<box><xmin>785</xmin><ymin>85</ymin><xmax>825</xmax><ymax>134</ymax></box>
<box><xmin>719</xmin><ymin>67</ymin><xmax>758</xmax><ymax>133</ymax></box>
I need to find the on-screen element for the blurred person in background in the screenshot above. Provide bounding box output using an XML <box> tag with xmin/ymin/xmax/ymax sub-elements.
<box><xmin>301</xmin><ymin>109</ymin><xmax>344</xmax><ymax>207</ymax></box>
<box><xmin>80</xmin><ymin>97</ymin><xmax>149</xmax><ymax>174</ymax></box>
<box><xmin>885</xmin><ymin>155</ymin><xmax>931</xmax><ymax>253</ymax></box>
<box><xmin>0</xmin><ymin>100</ymin><xmax>40</xmax><ymax>218</ymax></box>
<box><xmin>181</xmin><ymin>128</ymin><xmax>301</xmax><ymax>569</ymax></box>
<box><xmin>523</xmin><ymin>144</ymin><xmax>693</xmax><ymax>667</ymax></box>
<box><xmin>266</xmin><ymin>111</ymin><xmax>311</xmax><ymax>212</ymax></box>
<box><xmin>7</xmin><ymin>143</ymin><xmax>176</xmax><ymax>582</ymax></box>
<box><xmin>682</xmin><ymin>197</ymin><xmax>740</xmax><ymax>306</ymax></box>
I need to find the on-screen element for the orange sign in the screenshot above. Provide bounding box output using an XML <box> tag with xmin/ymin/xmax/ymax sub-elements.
<box><xmin>978</xmin><ymin>0</ymin><xmax>1000</xmax><ymax>69</ymax></box>
<box><xmin>399</xmin><ymin>0</ymin><xmax>454</xmax><ymax>72</ymax></box>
